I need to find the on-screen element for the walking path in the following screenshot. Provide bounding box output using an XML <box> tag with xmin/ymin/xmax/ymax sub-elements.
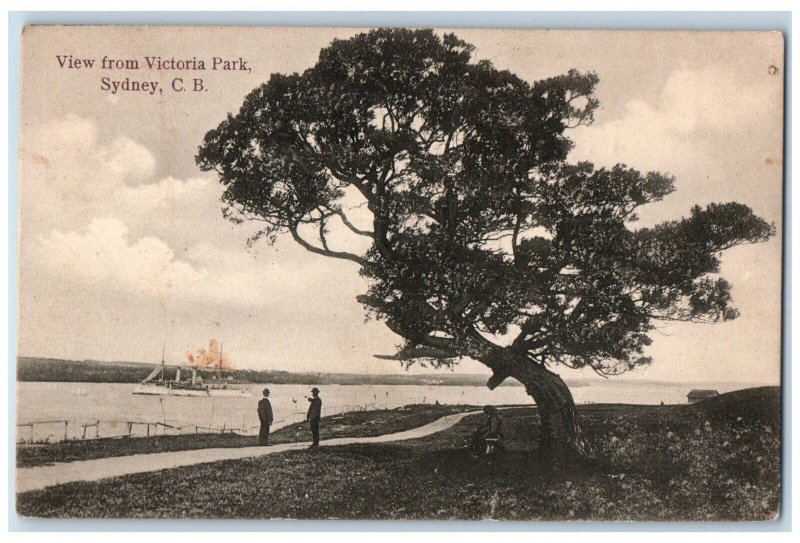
<box><xmin>16</xmin><ymin>410</ymin><xmax>481</xmax><ymax>494</ymax></box>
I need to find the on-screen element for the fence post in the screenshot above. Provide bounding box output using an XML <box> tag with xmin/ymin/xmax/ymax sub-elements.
<box><xmin>30</xmin><ymin>424</ymin><xmax>33</xmax><ymax>443</ymax></box>
<box><xmin>64</xmin><ymin>421</ymin><xmax>68</xmax><ymax>441</ymax></box>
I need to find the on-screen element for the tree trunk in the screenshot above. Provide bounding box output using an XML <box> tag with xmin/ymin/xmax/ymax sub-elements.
<box><xmin>480</xmin><ymin>345</ymin><xmax>594</xmax><ymax>461</ymax></box>
<box><xmin>513</xmin><ymin>362</ymin><xmax>594</xmax><ymax>461</ymax></box>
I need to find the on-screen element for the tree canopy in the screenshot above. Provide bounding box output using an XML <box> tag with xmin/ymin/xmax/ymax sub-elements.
<box><xmin>197</xmin><ymin>28</ymin><xmax>774</xmax><ymax>380</ymax></box>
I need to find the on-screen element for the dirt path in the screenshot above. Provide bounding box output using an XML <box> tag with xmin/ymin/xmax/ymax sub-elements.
<box><xmin>16</xmin><ymin>410</ymin><xmax>481</xmax><ymax>494</ymax></box>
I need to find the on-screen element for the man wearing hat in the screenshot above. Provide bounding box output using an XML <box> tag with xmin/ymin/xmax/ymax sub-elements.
<box><xmin>257</xmin><ymin>387</ymin><xmax>274</xmax><ymax>446</ymax></box>
<box><xmin>306</xmin><ymin>387</ymin><xmax>322</xmax><ymax>449</ymax></box>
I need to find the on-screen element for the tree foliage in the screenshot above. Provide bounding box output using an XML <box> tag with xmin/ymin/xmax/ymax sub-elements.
<box><xmin>197</xmin><ymin>28</ymin><xmax>774</xmax><ymax>379</ymax></box>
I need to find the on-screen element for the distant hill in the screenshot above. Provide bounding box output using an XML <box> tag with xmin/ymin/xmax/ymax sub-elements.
<box><xmin>16</xmin><ymin>356</ymin><xmax>519</xmax><ymax>387</ymax></box>
<box><xmin>686</xmin><ymin>386</ymin><xmax>781</xmax><ymax>427</ymax></box>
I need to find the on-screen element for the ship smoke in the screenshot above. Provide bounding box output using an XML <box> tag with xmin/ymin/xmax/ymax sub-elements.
<box><xmin>185</xmin><ymin>339</ymin><xmax>233</xmax><ymax>369</ymax></box>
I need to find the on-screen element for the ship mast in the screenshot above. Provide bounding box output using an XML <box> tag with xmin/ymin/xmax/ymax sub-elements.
<box><xmin>160</xmin><ymin>344</ymin><xmax>165</xmax><ymax>383</ymax></box>
<box><xmin>218</xmin><ymin>343</ymin><xmax>223</xmax><ymax>381</ymax></box>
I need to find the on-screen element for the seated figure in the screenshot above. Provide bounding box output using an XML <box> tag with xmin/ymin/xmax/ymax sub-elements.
<box><xmin>472</xmin><ymin>405</ymin><xmax>503</xmax><ymax>454</ymax></box>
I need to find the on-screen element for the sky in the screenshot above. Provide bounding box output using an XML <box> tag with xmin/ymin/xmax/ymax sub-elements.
<box><xmin>17</xmin><ymin>27</ymin><xmax>784</xmax><ymax>384</ymax></box>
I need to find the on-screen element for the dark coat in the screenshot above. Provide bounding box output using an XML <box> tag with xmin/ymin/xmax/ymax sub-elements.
<box><xmin>479</xmin><ymin>414</ymin><xmax>503</xmax><ymax>439</ymax></box>
<box><xmin>258</xmin><ymin>398</ymin><xmax>273</xmax><ymax>424</ymax></box>
<box><xmin>307</xmin><ymin>397</ymin><xmax>322</xmax><ymax>420</ymax></box>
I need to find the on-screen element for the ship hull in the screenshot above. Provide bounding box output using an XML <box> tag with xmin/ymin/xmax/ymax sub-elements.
<box><xmin>132</xmin><ymin>384</ymin><xmax>252</xmax><ymax>397</ymax></box>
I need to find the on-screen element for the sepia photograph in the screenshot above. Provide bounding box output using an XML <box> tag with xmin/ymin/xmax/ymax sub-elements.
<box><xmin>14</xmin><ymin>25</ymin><xmax>784</xmax><ymax>521</ymax></box>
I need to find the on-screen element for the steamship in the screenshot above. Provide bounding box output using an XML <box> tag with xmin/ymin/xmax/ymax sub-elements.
<box><xmin>132</xmin><ymin>348</ymin><xmax>253</xmax><ymax>397</ymax></box>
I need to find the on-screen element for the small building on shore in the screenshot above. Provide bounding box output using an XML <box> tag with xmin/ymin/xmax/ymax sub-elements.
<box><xmin>687</xmin><ymin>389</ymin><xmax>720</xmax><ymax>404</ymax></box>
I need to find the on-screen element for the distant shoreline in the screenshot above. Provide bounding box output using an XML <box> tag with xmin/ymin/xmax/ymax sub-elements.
<box><xmin>16</xmin><ymin>356</ymin><xmax>514</xmax><ymax>387</ymax></box>
<box><xmin>16</xmin><ymin>356</ymin><xmax>773</xmax><ymax>389</ymax></box>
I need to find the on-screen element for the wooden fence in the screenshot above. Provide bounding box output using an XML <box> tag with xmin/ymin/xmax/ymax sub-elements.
<box><xmin>15</xmin><ymin>419</ymin><xmax>251</xmax><ymax>444</ymax></box>
<box><xmin>17</xmin><ymin>399</ymin><xmax>394</xmax><ymax>443</ymax></box>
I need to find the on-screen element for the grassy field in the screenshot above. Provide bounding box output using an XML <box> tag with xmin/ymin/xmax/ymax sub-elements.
<box><xmin>16</xmin><ymin>404</ymin><xmax>477</xmax><ymax>468</ymax></box>
<box><xmin>17</xmin><ymin>387</ymin><xmax>780</xmax><ymax>521</ymax></box>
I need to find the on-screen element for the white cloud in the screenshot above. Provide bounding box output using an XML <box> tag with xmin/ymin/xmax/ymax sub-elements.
<box><xmin>571</xmin><ymin>67</ymin><xmax>781</xmax><ymax>172</ymax></box>
<box><xmin>21</xmin><ymin>116</ymin><xmax>264</xmax><ymax>306</ymax></box>
<box><xmin>22</xmin><ymin>115</ymin><xmax>161</xmax><ymax>234</ymax></box>
<box><xmin>96</xmin><ymin>137</ymin><xmax>156</xmax><ymax>185</ymax></box>
<box><xmin>123</xmin><ymin>176</ymin><xmax>210</xmax><ymax>206</ymax></box>
<box><xmin>22</xmin><ymin>115</ymin><xmax>230</xmax><ymax>251</ymax></box>
<box><xmin>658</xmin><ymin>69</ymin><xmax>778</xmax><ymax>133</ymax></box>
<box><xmin>26</xmin><ymin>114</ymin><xmax>155</xmax><ymax>187</ymax></box>
<box><xmin>22</xmin><ymin>115</ymin><xmax>375</xmax><ymax>304</ymax></box>
<box><xmin>31</xmin><ymin>213</ymin><xmax>352</xmax><ymax>309</ymax></box>
<box><xmin>36</xmin><ymin>217</ymin><xmax>207</xmax><ymax>298</ymax></box>
<box><xmin>569</xmin><ymin>67</ymin><xmax>783</xmax><ymax>229</ymax></box>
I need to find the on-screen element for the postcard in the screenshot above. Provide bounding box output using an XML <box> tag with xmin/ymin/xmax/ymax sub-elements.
<box><xmin>15</xmin><ymin>26</ymin><xmax>784</xmax><ymax>521</ymax></box>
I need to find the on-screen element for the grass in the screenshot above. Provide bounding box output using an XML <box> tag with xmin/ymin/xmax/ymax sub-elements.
<box><xmin>16</xmin><ymin>404</ymin><xmax>477</xmax><ymax>468</ymax></box>
<box><xmin>16</xmin><ymin>387</ymin><xmax>781</xmax><ymax>521</ymax></box>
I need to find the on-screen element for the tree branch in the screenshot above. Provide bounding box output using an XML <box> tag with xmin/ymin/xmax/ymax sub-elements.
<box><xmin>374</xmin><ymin>345</ymin><xmax>457</xmax><ymax>361</ymax></box>
<box><xmin>511</xmin><ymin>212</ymin><xmax>523</xmax><ymax>263</ymax></box>
<box><xmin>318</xmin><ymin>219</ymin><xmax>330</xmax><ymax>252</ymax></box>
<box><xmin>290</xmin><ymin>224</ymin><xmax>367</xmax><ymax>266</ymax></box>
<box><xmin>332</xmin><ymin>207</ymin><xmax>374</xmax><ymax>237</ymax></box>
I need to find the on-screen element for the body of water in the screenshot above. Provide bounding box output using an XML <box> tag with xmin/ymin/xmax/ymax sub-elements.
<box><xmin>15</xmin><ymin>380</ymin><xmax>766</xmax><ymax>443</ymax></box>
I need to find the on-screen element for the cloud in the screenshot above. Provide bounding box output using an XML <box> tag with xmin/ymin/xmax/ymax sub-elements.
<box><xmin>569</xmin><ymin>67</ymin><xmax>783</xmax><ymax>227</ymax></box>
<box><xmin>26</xmin><ymin>114</ymin><xmax>155</xmax><ymax>186</ymax></box>
<box><xmin>657</xmin><ymin>69</ymin><xmax>777</xmax><ymax>133</ymax></box>
<box><xmin>23</xmin><ymin>116</ymin><xmax>214</xmax><ymax>220</ymax></box>
<box><xmin>123</xmin><ymin>176</ymin><xmax>210</xmax><ymax>206</ymax></box>
<box><xmin>571</xmin><ymin>68</ymin><xmax>780</xmax><ymax>169</ymax></box>
<box><xmin>95</xmin><ymin>137</ymin><xmax>156</xmax><ymax>185</ymax></box>
<box><xmin>31</xmin><ymin>213</ymin><xmax>357</xmax><ymax>310</ymax></box>
<box><xmin>22</xmin><ymin>115</ymin><xmax>222</xmax><ymax>251</ymax></box>
<box><xmin>22</xmin><ymin>115</ymin><xmax>160</xmax><ymax>234</ymax></box>
<box><xmin>22</xmin><ymin>114</ymin><xmax>375</xmax><ymax>296</ymax></box>
<box><xmin>35</xmin><ymin>217</ymin><xmax>207</xmax><ymax>299</ymax></box>
<box><xmin>21</xmin><ymin>117</ymin><xmax>263</xmax><ymax>306</ymax></box>
<box><xmin>23</xmin><ymin>115</ymin><xmax>269</xmax><ymax>255</ymax></box>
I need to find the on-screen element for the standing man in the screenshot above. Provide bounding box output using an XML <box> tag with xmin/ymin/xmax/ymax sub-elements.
<box><xmin>257</xmin><ymin>387</ymin><xmax>273</xmax><ymax>446</ymax></box>
<box><xmin>307</xmin><ymin>387</ymin><xmax>322</xmax><ymax>449</ymax></box>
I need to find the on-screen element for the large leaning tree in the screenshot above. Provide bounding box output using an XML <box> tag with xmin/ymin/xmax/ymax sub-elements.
<box><xmin>197</xmin><ymin>29</ymin><xmax>774</xmax><ymax>460</ymax></box>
